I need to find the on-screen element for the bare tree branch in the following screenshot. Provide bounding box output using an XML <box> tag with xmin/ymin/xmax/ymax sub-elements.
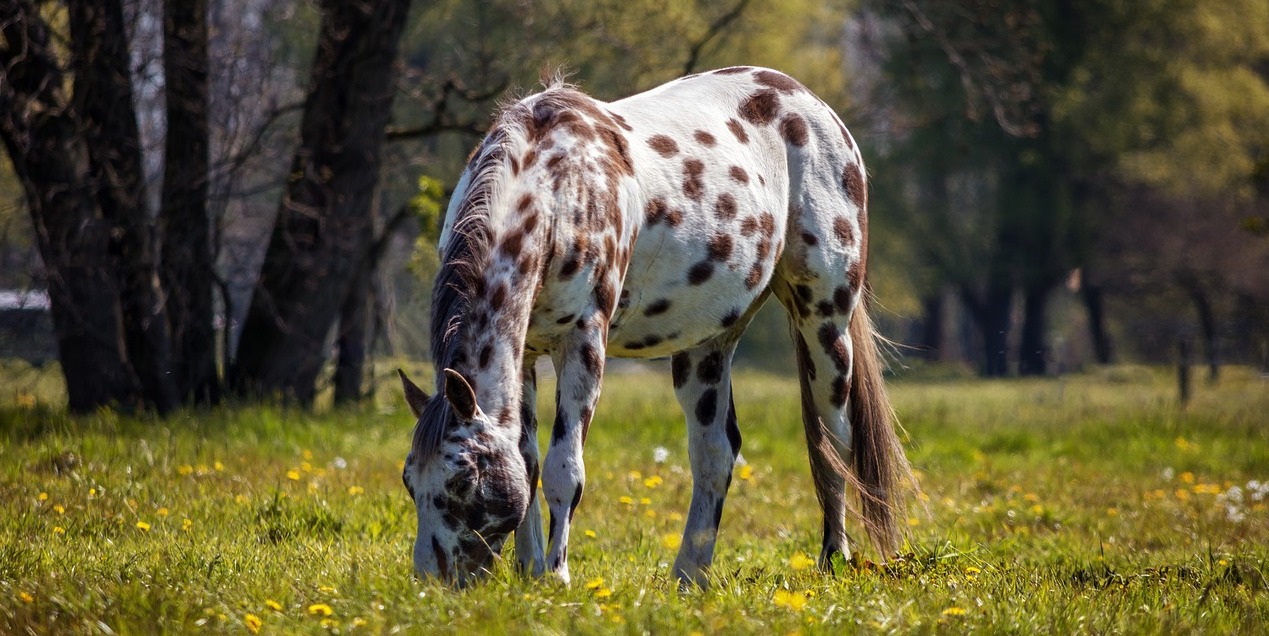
<box><xmin>385</xmin><ymin>76</ymin><xmax>503</xmax><ymax>142</ymax></box>
<box><xmin>682</xmin><ymin>0</ymin><xmax>753</xmax><ymax>76</ymax></box>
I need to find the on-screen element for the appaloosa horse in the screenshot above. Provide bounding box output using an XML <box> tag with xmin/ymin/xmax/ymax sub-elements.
<box><xmin>397</xmin><ymin>66</ymin><xmax>914</xmax><ymax>587</ymax></box>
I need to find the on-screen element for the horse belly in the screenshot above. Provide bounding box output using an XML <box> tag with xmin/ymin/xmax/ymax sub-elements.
<box><xmin>605</xmin><ymin>228</ymin><xmax>774</xmax><ymax>358</ymax></box>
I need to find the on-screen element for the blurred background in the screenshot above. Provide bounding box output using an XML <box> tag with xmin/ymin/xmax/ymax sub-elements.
<box><xmin>2</xmin><ymin>0</ymin><xmax>1267</xmax><ymax>412</ymax></box>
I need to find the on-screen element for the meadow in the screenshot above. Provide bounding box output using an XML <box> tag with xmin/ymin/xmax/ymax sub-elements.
<box><xmin>1</xmin><ymin>361</ymin><xmax>1267</xmax><ymax>634</ymax></box>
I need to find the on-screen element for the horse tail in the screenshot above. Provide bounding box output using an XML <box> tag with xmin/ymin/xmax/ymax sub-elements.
<box><xmin>848</xmin><ymin>298</ymin><xmax>914</xmax><ymax>556</ymax></box>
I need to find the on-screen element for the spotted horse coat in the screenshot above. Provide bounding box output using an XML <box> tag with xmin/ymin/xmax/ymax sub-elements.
<box><xmin>398</xmin><ymin>66</ymin><xmax>915</xmax><ymax>588</ymax></box>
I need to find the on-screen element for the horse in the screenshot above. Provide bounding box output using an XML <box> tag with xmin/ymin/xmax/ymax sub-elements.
<box><xmin>397</xmin><ymin>66</ymin><xmax>915</xmax><ymax>587</ymax></box>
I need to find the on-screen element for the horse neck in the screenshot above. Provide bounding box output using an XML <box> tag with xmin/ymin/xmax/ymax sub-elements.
<box><xmin>452</xmin><ymin>189</ymin><xmax>545</xmax><ymax>427</ymax></box>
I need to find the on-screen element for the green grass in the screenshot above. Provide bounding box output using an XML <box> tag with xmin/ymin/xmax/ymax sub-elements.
<box><xmin>2</xmin><ymin>363</ymin><xmax>1267</xmax><ymax>634</ymax></box>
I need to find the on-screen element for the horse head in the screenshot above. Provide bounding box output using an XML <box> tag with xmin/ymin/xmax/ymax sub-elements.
<box><xmin>398</xmin><ymin>369</ymin><xmax>531</xmax><ymax>585</ymax></box>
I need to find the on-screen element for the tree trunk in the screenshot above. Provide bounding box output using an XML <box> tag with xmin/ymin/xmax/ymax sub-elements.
<box><xmin>961</xmin><ymin>285</ymin><xmax>1013</xmax><ymax>377</ymax></box>
<box><xmin>918</xmin><ymin>292</ymin><xmax>944</xmax><ymax>362</ymax></box>
<box><xmin>230</xmin><ymin>0</ymin><xmax>413</xmax><ymax>404</ymax></box>
<box><xmin>68</xmin><ymin>0</ymin><xmax>179</xmax><ymax>413</ymax></box>
<box><xmin>1185</xmin><ymin>284</ymin><xmax>1219</xmax><ymax>383</ymax></box>
<box><xmin>333</xmin><ymin>267</ymin><xmax>372</xmax><ymax>406</ymax></box>
<box><xmin>160</xmin><ymin>0</ymin><xmax>220</xmax><ymax>405</ymax></box>
<box><xmin>0</xmin><ymin>2</ymin><xmax>144</xmax><ymax>411</ymax></box>
<box><xmin>1018</xmin><ymin>283</ymin><xmax>1049</xmax><ymax>376</ymax></box>
<box><xmin>1081</xmin><ymin>282</ymin><xmax>1113</xmax><ymax>364</ymax></box>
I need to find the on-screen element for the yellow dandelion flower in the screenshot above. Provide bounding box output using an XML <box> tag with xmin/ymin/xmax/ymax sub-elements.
<box><xmin>347</xmin><ymin>486</ymin><xmax>364</xmax><ymax>496</ymax></box>
<box><xmin>352</xmin><ymin>617</ymin><xmax>367</xmax><ymax>628</ymax></box>
<box><xmin>1218</xmin><ymin>559</ymin><xmax>1229</xmax><ymax>566</ymax></box>
<box><xmin>286</xmin><ymin>470</ymin><xmax>301</xmax><ymax>481</ymax></box>
<box><xmin>178</xmin><ymin>464</ymin><xmax>194</xmax><ymax>476</ymax></box>
<box><xmin>182</xmin><ymin>518</ymin><xmax>193</xmax><ymax>532</ymax></box>
<box><xmin>738</xmin><ymin>464</ymin><xmax>754</xmax><ymax>481</ymax></box>
<box><xmin>1174</xmin><ymin>489</ymin><xmax>1190</xmax><ymax>501</ymax></box>
<box><xmin>942</xmin><ymin>607</ymin><xmax>966</xmax><ymax>616</ymax></box>
<box><xmin>214</xmin><ymin>461</ymin><xmax>225</xmax><ymax>471</ymax></box>
<box><xmin>1030</xmin><ymin>504</ymin><xmax>1044</xmax><ymax>515</ymax></box>
<box><xmin>136</xmin><ymin>520</ymin><xmax>151</xmax><ymax>532</ymax></box>
<box><xmin>303</xmin><ymin>449</ymin><xmax>313</xmax><ymax>460</ymax></box>
<box><xmin>321</xmin><ymin>618</ymin><xmax>337</xmax><ymax>629</ymax></box>
<box><xmin>618</xmin><ymin>495</ymin><xmax>634</xmax><ymax>506</ymax></box>
<box><xmin>644</xmin><ymin>509</ymin><xmax>657</xmax><ymax>518</ymax></box>
<box><xmin>301</xmin><ymin>461</ymin><xmax>313</xmax><ymax>473</ymax></box>
<box><xmin>965</xmin><ymin>566</ymin><xmax>981</xmax><ymax>575</ymax></box>
<box><xmin>157</xmin><ymin>507</ymin><xmax>169</xmax><ymax>517</ymax></box>
<box><xmin>595</xmin><ymin>587</ymin><xmax>613</xmax><ymax>599</ymax></box>
<box><xmin>1023</xmin><ymin>493</ymin><xmax>1039</xmax><ymax>503</ymax></box>
<box><xmin>318</xmin><ymin>585</ymin><xmax>337</xmax><ymax>595</ymax></box>
<box><xmin>1180</xmin><ymin>471</ymin><xmax>1195</xmax><ymax>484</ymax></box>
<box><xmin>585</xmin><ymin>577</ymin><xmax>605</xmax><ymax>589</ymax></box>
<box><xmin>244</xmin><ymin>613</ymin><xmax>263</xmax><ymax>634</ymax></box>
<box><xmin>1107</xmin><ymin>508</ymin><xmax>1119</xmax><ymax>517</ymax></box>
<box><xmin>38</xmin><ymin>492</ymin><xmax>48</xmax><ymax>502</ymax></box>
<box><xmin>18</xmin><ymin>591</ymin><xmax>33</xmax><ymax>603</ymax></box>
<box><xmin>53</xmin><ymin>526</ymin><xmax>65</xmax><ymax>535</ymax></box>
<box><xmin>907</xmin><ymin>517</ymin><xmax>921</xmax><ymax>527</ymax></box>
<box><xmin>265</xmin><ymin>599</ymin><xmax>283</xmax><ymax>612</ymax></box>
<box><xmin>628</xmin><ymin>470</ymin><xmax>642</xmax><ymax>480</ymax></box>
<box><xmin>53</xmin><ymin>504</ymin><xmax>64</xmax><ymax>515</ymax></box>
<box><xmin>643</xmin><ymin>475</ymin><xmax>663</xmax><ymax>488</ymax></box>
<box><xmin>584</xmin><ymin>529</ymin><xmax>597</xmax><ymax>538</ymax></box>
<box><xmin>89</xmin><ymin>487</ymin><xmax>97</xmax><ymax>497</ymax></box>
<box><xmin>639</xmin><ymin>497</ymin><xmax>651</xmax><ymax>505</ymax></box>
<box><xmin>773</xmin><ymin>589</ymin><xmax>807</xmax><ymax>611</ymax></box>
<box><xmin>789</xmin><ymin>552</ymin><xmax>815</xmax><ymax>571</ymax></box>
<box><xmin>662</xmin><ymin>533</ymin><xmax>682</xmax><ymax>549</ymax></box>
<box><xmin>307</xmin><ymin>603</ymin><xmax>333</xmax><ymax>617</ymax></box>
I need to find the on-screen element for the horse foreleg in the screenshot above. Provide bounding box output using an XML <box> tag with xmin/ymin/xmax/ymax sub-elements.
<box><xmin>514</xmin><ymin>361</ymin><xmax>547</xmax><ymax>576</ymax></box>
<box><xmin>670</xmin><ymin>344</ymin><xmax>742</xmax><ymax>589</ymax></box>
<box><xmin>541</xmin><ymin>328</ymin><xmax>606</xmax><ymax>584</ymax></box>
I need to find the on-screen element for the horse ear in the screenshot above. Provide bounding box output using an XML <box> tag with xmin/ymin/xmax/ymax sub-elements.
<box><xmin>443</xmin><ymin>368</ymin><xmax>479</xmax><ymax>420</ymax></box>
<box><xmin>397</xmin><ymin>369</ymin><xmax>429</xmax><ymax>419</ymax></box>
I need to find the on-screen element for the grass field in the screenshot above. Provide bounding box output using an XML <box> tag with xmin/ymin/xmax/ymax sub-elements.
<box><xmin>2</xmin><ymin>361</ymin><xmax>1267</xmax><ymax>634</ymax></box>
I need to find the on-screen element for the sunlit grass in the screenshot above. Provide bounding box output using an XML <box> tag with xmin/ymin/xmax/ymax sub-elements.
<box><xmin>1</xmin><ymin>364</ymin><xmax>1266</xmax><ymax>633</ymax></box>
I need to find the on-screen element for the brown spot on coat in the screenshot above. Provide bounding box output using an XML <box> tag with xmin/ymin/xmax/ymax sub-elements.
<box><xmin>581</xmin><ymin>342</ymin><xmax>602</xmax><ymax>377</ymax></box>
<box><xmin>695</xmin><ymin>388</ymin><xmax>718</xmax><ymax>423</ymax></box>
<box><xmin>716</xmin><ymin>193</ymin><xmax>738</xmax><ymax>220</ymax></box>
<box><xmin>830</xmin><ymin>375</ymin><xmax>849</xmax><ymax>408</ymax></box>
<box><xmin>721</xmin><ymin>308</ymin><xmax>741</xmax><ymax>328</ymax></box>
<box><xmin>842</xmin><ymin>163</ymin><xmax>866</xmax><ymax>207</ymax></box>
<box><xmin>833</xmin><ymin>216</ymin><xmax>854</xmax><ymax>244</ymax></box>
<box><xmin>490</xmin><ymin>283</ymin><xmax>507</xmax><ymax>311</ymax></box>
<box><xmin>697</xmin><ymin>352</ymin><xmax>724</xmax><ymax>384</ymax></box>
<box><xmin>779</xmin><ymin>114</ymin><xmax>809</xmax><ymax>146</ymax></box>
<box><xmin>672</xmin><ymin>353</ymin><xmax>691</xmax><ymax>388</ymax></box>
<box><xmin>729</xmin><ymin>166</ymin><xmax>749</xmax><ymax>183</ymax></box>
<box><xmin>833</xmin><ymin>286</ymin><xmax>852</xmax><ymax>313</ymax></box>
<box><xmin>847</xmin><ymin>261</ymin><xmax>863</xmax><ymax>291</ymax></box>
<box><xmin>714</xmin><ymin>66</ymin><xmax>753</xmax><ymax>75</ymax></box>
<box><xmin>745</xmin><ymin>263</ymin><xmax>763</xmax><ymax>289</ymax></box>
<box><xmin>694</xmin><ymin>130</ymin><xmax>717</xmax><ymax>146</ymax></box>
<box><xmin>647</xmin><ymin>135</ymin><xmax>679</xmax><ymax>157</ymax></box>
<box><xmin>688</xmin><ymin>261</ymin><xmax>714</xmax><ymax>285</ymax></box>
<box><xmin>754</xmin><ymin>69</ymin><xmax>806</xmax><ymax>94</ymax></box>
<box><xmin>611</xmin><ymin>112</ymin><xmax>633</xmax><ymax>131</ymax></box>
<box><xmin>683</xmin><ymin>158</ymin><xmax>705</xmax><ymax>200</ymax></box>
<box><xmin>739</xmin><ymin>216</ymin><xmax>759</xmax><ymax>236</ymax></box>
<box><xmin>801</xmin><ymin>231</ymin><xmax>818</xmax><ymax>246</ymax></box>
<box><xmin>817</xmin><ymin>322</ymin><xmax>850</xmax><ymax>373</ymax></box>
<box><xmin>726</xmin><ymin>119</ymin><xmax>749</xmax><ymax>144</ymax></box>
<box><xmin>644</xmin><ymin>298</ymin><xmax>671</xmax><ymax>316</ymax></box>
<box><xmin>739</xmin><ymin>90</ymin><xmax>780</xmax><ymax>126</ymax></box>
<box><xmin>708</xmin><ymin>234</ymin><xmax>733</xmax><ymax>261</ymax></box>
<box><xmin>595</xmin><ymin>281</ymin><xmax>616</xmax><ymax>316</ymax></box>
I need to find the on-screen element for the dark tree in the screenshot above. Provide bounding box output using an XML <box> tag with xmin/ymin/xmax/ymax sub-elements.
<box><xmin>160</xmin><ymin>0</ymin><xmax>219</xmax><ymax>405</ymax></box>
<box><xmin>231</xmin><ymin>0</ymin><xmax>414</xmax><ymax>404</ymax></box>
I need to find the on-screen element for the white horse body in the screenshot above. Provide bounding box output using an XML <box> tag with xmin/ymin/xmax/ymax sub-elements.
<box><xmin>406</xmin><ymin>67</ymin><xmax>910</xmax><ymax>587</ymax></box>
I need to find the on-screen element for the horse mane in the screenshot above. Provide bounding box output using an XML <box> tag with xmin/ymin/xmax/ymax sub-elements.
<box><xmin>413</xmin><ymin>79</ymin><xmax>594</xmax><ymax>461</ymax></box>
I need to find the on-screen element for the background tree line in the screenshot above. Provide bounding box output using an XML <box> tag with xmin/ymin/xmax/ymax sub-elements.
<box><xmin>1</xmin><ymin>0</ymin><xmax>1265</xmax><ymax>413</ymax></box>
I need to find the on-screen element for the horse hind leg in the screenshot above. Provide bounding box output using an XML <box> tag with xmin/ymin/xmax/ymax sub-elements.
<box><xmin>774</xmin><ymin>282</ymin><xmax>861</xmax><ymax>568</ymax></box>
<box><xmin>669</xmin><ymin>341</ymin><xmax>743</xmax><ymax>589</ymax></box>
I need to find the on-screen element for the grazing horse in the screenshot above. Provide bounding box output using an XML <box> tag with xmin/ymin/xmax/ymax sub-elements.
<box><xmin>398</xmin><ymin>66</ymin><xmax>914</xmax><ymax>587</ymax></box>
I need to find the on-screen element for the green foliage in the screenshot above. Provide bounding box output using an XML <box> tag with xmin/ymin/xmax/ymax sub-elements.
<box><xmin>2</xmin><ymin>365</ymin><xmax>1267</xmax><ymax>633</ymax></box>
